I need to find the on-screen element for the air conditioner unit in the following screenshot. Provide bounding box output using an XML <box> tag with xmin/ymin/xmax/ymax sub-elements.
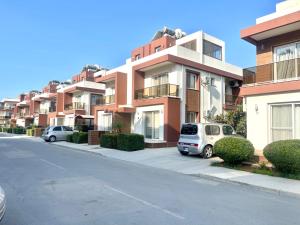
<box><xmin>229</xmin><ymin>80</ymin><xmax>240</xmax><ymax>87</ymax></box>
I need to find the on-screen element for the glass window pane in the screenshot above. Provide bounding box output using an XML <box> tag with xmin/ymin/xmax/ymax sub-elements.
<box><xmin>203</xmin><ymin>40</ymin><xmax>222</xmax><ymax>60</ymax></box>
<box><xmin>271</xmin><ymin>105</ymin><xmax>293</xmax><ymax>141</ymax></box>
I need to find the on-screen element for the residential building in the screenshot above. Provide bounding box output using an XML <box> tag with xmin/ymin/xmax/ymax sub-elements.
<box><xmin>12</xmin><ymin>92</ymin><xmax>39</xmax><ymax>127</ymax></box>
<box><xmin>0</xmin><ymin>98</ymin><xmax>19</xmax><ymax>127</ymax></box>
<box><xmin>31</xmin><ymin>80</ymin><xmax>60</xmax><ymax>127</ymax></box>
<box><xmin>94</xmin><ymin>27</ymin><xmax>243</xmax><ymax>147</ymax></box>
<box><xmin>48</xmin><ymin>67</ymin><xmax>106</xmax><ymax>129</ymax></box>
<box><xmin>240</xmin><ymin>0</ymin><xmax>300</xmax><ymax>150</ymax></box>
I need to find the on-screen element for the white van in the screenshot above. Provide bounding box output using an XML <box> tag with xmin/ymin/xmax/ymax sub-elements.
<box><xmin>177</xmin><ymin>123</ymin><xmax>236</xmax><ymax>158</ymax></box>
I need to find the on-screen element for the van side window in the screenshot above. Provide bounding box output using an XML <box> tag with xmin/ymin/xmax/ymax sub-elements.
<box><xmin>223</xmin><ymin>125</ymin><xmax>233</xmax><ymax>135</ymax></box>
<box><xmin>205</xmin><ymin>125</ymin><xmax>220</xmax><ymax>135</ymax></box>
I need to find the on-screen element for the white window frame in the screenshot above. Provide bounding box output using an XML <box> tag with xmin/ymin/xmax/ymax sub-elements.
<box><xmin>186</xmin><ymin>72</ymin><xmax>197</xmax><ymax>90</ymax></box>
<box><xmin>269</xmin><ymin>102</ymin><xmax>300</xmax><ymax>142</ymax></box>
<box><xmin>273</xmin><ymin>42</ymin><xmax>300</xmax><ymax>81</ymax></box>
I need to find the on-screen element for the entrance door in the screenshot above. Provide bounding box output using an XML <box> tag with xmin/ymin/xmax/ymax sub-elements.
<box><xmin>144</xmin><ymin>111</ymin><xmax>160</xmax><ymax>139</ymax></box>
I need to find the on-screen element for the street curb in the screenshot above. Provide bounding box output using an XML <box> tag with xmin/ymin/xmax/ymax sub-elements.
<box><xmin>191</xmin><ymin>173</ymin><xmax>300</xmax><ymax>199</ymax></box>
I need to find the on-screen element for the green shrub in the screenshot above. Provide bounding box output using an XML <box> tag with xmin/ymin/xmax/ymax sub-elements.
<box><xmin>100</xmin><ymin>133</ymin><xmax>118</xmax><ymax>149</ymax></box>
<box><xmin>13</xmin><ymin>127</ymin><xmax>26</xmax><ymax>134</ymax></box>
<box><xmin>72</xmin><ymin>132</ymin><xmax>88</xmax><ymax>144</ymax></box>
<box><xmin>6</xmin><ymin>128</ymin><xmax>12</xmax><ymax>133</ymax></box>
<box><xmin>66</xmin><ymin>134</ymin><xmax>73</xmax><ymax>143</ymax></box>
<box><xmin>264</xmin><ymin>140</ymin><xmax>300</xmax><ymax>174</ymax></box>
<box><xmin>26</xmin><ymin>129</ymin><xmax>34</xmax><ymax>136</ymax></box>
<box><xmin>117</xmin><ymin>133</ymin><xmax>144</xmax><ymax>151</ymax></box>
<box><xmin>214</xmin><ymin>137</ymin><xmax>254</xmax><ymax>165</ymax></box>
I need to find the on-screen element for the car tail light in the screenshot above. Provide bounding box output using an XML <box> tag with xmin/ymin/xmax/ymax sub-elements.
<box><xmin>191</xmin><ymin>143</ymin><xmax>198</xmax><ymax>147</ymax></box>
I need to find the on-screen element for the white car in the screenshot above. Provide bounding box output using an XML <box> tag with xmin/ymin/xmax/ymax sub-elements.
<box><xmin>177</xmin><ymin>123</ymin><xmax>236</xmax><ymax>158</ymax></box>
<box><xmin>0</xmin><ymin>186</ymin><xmax>6</xmax><ymax>221</ymax></box>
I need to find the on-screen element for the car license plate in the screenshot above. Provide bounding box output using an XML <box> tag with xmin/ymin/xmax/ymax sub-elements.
<box><xmin>183</xmin><ymin>147</ymin><xmax>189</xmax><ymax>152</ymax></box>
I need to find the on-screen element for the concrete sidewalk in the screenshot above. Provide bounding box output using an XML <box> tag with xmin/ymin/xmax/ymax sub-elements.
<box><xmin>30</xmin><ymin>137</ymin><xmax>300</xmax><ymax>197</ymax></box>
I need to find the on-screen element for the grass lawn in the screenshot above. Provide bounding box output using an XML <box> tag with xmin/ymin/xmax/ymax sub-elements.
<box><xmin>212</xmin><ymin>161</ymin><xmax>300</xmax><ymax>181</ymax></box>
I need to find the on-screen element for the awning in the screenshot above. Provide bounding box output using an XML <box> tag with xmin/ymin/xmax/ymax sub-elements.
<box><xmin>76</xmin><ymin>115</ymin><xmax>94</xmax><ymax>119</ymax></box>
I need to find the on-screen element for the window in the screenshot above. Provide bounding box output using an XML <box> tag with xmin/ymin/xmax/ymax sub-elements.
<box><xmin>205</xmin><ymin>125</ymin><xmax>220</xmax><ymax>135</ymax></box>
<box><xmin>271</xmin><ymin>103</ymin><xmax>300</xmax><ymax>141</ymax></box>
<box><xmin>223</xmin><ymin>125</ymin><xmax>233</xmax><ymax>135</ymax></box>
<box><xmin>203</xmin><ymin>40</ymin><xmax>222</xmax><ymax>60</ymax></box>
<box><xmin>53</xmin><ymin>126</ymin><xmax>62</xmax><ymax>131</ymax></box>
<box><xmin>144</xmin><ymin>111</ymin><xmax>160</xmax><ymax>139</ymax></box>
<box><xmin>152</xmin><ymin>73</ymin><xmax>168</xmax><ymax>86</ymax></box>
<box><xmin>135</xmin><ymin>54</ymin><xmax>141</xmax><ymax>61</ymax></box>
<box><xmin>186</xmin><ymin>72</ymin><xmax>197</xmax><ymax>89</ymax></box>
<box><xmin>154</xmin><ymin>46</ymin><xmax>161</xmax><ymax>52</ymax></box>
<box><xmin>186</xmin><ymin>112</ymin><xmax>197</xmax><ymax>123</ymax></box>
<box><xmin>274</xmin><ymin>42</ymin><xmax>300</xmax><ymax>80</ymax></box>
<box><xmin>100</xmin><ymin>113</ymin><xmax>112</xmax><ymax>131</ymax></box>
<box><xmin>91</xmin><ymin>94</ymin><xmax>102</xmax><ymax>105</ymax></box>
<box><xmin>181</xmin><ymin>124</ymin><xmax>198</xmax><ymax>135</ymax></box>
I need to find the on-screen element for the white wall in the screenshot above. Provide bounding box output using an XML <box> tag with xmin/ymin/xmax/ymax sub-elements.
<box><xmin>133</xmin><ymin>105</ymin><xmax>164</xmax><ymax>141</ymax></box>
<box><xmin>246</xmin><ymin>91</ymin><xmax>300</xmax><ymax>150</ymax></box>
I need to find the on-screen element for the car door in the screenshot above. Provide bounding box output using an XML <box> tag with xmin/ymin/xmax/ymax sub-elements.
<box><xmin>52</xmin><ymin>126</ymin><xmax>63</xmax><ymax>140</ymax></box>
<box><xmin>205</xmin><ymin>125</ymin><xmax>221</xmax><ymax>145</ymax></box>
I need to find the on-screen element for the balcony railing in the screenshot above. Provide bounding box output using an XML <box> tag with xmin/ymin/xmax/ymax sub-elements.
<box><xmin>96</xmin><ymin>95</ymin><xmax>115</xmax><ymax>105</ymax></box>
<box><xmin>16</xmin><ymin>112</ymin><xmax>30</xmax><ymax>117</ymax></box>
<box><xmin>64</xmin><ymin>102</ymin><xmax>85</xmax><ymax>111</ymax></box>
<box><xmin>224</xmin><ymin>94</ymin><xmax>243</xmax><ymax>108</ymax></box>
<box><xmin>135</xmin><ymin>84</ymin><xmax>179</xmax><ymax>99</ymax></box>
<box><xmin>243</xmin><ymin>58</ymin><xmax>300</xmax><ymax>85</ymax></box>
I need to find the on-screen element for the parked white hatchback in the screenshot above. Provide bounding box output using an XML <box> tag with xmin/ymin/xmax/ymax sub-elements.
<box><xmin>177</xmin><ymin>123</ymin><xmax>236</xmax><ymax>158</ymax></box>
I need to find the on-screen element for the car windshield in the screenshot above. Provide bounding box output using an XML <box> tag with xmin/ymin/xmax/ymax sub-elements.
<box><xmin>181</xmin><ymin>124</ymin><xmax>198</xmax><ymax>135</ymax></box>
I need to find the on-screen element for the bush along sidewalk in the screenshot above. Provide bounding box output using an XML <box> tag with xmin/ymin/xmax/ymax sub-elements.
<box><xmin>212</xmin><ymin>137</ymin><xmax>300</xmax><ymax>180</ymax></box>
<box><xmin>66</xmin><ymin>132</ymin><xmax>88</xmax><ymax>144</ymax></box>
<box><xmin>1</xmin><ymin>127</ymin><xmax>26</xmax><ymax>134</ymax></box>
<box><xmin>100</xmin><ymin>133</ymin><xmax>144</xmax><ymax>151</ymax></box>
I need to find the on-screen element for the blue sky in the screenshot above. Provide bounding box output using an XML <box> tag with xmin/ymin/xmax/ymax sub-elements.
<box><xmin>0</xmin><ymin>0</ymin><xmax>280</xmax><ymax>99</ymax></box>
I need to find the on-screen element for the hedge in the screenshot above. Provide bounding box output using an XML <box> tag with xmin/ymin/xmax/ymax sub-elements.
<box><xmin>12</xmin><ymin>127</ymin><xmax>26</xmax><ymax>134</ymax></box>
<box><xmin>214</xmin><ymin>137</ymin><xmax>254</xmax><ymax>165</ymax></box>
<box><xmin>100</xmin><ymin>134</ymin><xmax>118</xmax><ymax>149</ymax></box>
<box><xmin>72</xmin><ymin>132</ymin><xmax>88</xmax><ymax>144</ymax></box>
<box><xmin>66</xmin><ymin>134</ymin><xmax>73</xmax><ymax>143</ymax></box>
<box><xmin>117</xmin><ymin>133</ymin><xmax>144</xmax><ymax>151</ymax></box>
<box><xmin>264</xmin><ymin>139</ymin><xmax>300</xmax><ymax>174</ymax></box>
<box><xmin>100</xmin><ymin>133</ymin><xmax>144</xmax><ymax>151</ymax></box>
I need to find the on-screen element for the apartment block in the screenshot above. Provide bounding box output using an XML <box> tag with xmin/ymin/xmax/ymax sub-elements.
<box><xmin>240</xmin><ymin>0</ymin><xmax>300</xmax><ymax>150</ymax></box>
<box><xmin>93</xmin><ymin>28</ymin><xmax>243</xmax><ymax>147</ymax></box>
<box><xmin>0</xmin><ymin>98</ymin><xmax>19</xmax><ymax>127</ymax></box>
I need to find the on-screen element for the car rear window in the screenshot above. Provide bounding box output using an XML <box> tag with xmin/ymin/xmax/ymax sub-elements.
<box><xmin>181</xmin><ymin>124</ymin><xmax>198</xmax><ymax>135</ymax></box>
<box><xmin>205</xmin><ymin>125</ymin><xmax>220</xmax><ymax>135</ymax></box>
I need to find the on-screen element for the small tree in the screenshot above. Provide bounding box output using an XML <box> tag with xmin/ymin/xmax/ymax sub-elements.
<box><xmin>112</xmin><ymin>121</ymin><xmax>123</xmax><ymax>134</ymax></box>
<box><xmin>213</xmin><ymin>105</ymin><xmax>247</xmax><ymax>138</ymax></box>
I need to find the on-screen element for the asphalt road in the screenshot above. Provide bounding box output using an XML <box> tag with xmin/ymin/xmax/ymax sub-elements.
<box><xmin>0</xmin><ymin>134</ymin><xmax>300</xmax><ymax>225</ymax></box>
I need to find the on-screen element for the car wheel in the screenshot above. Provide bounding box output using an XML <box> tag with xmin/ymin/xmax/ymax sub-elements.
<box><xmin>180</xmin><ymin>151</ymin><xmax>189</xmax><ymax>156</ymax></box>
<box><xmin>203</xmin><ymin>145</ymin><xmax>213</xmax><ymax>159</ymax></box>
<box><xmin>49</xmin><ymin>136</ymin><xmax>56</xmax><ymax>142</ymax></box>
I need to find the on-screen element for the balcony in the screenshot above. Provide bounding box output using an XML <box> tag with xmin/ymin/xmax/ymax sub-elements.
<box><xmin>135</xmin><ymin>84</ymin><xmax>179</xmax><ymax>100</ymax></box>
<box><xmin>16</xmin><ymin>112</ymin><xmax>30</xmax><ymax>118</ymax></box>
<box><xmin>64</xmin><ymin>102</ymin><xmax>85</xmax><ymax>111</ymax></box>
<box><xmin>224</xmin><ymin>94</ymin><xmax>243</xmax><ymax>110</ymax></box>
<box><xmin>243</xmin><ymin>58</ymin><xmax>300</xmax><ymax>85</ymax></box>
<box><xmin>96</xmin><ymin>95</ymin><xmax>115</xmax><ymax>105</ymax></box>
